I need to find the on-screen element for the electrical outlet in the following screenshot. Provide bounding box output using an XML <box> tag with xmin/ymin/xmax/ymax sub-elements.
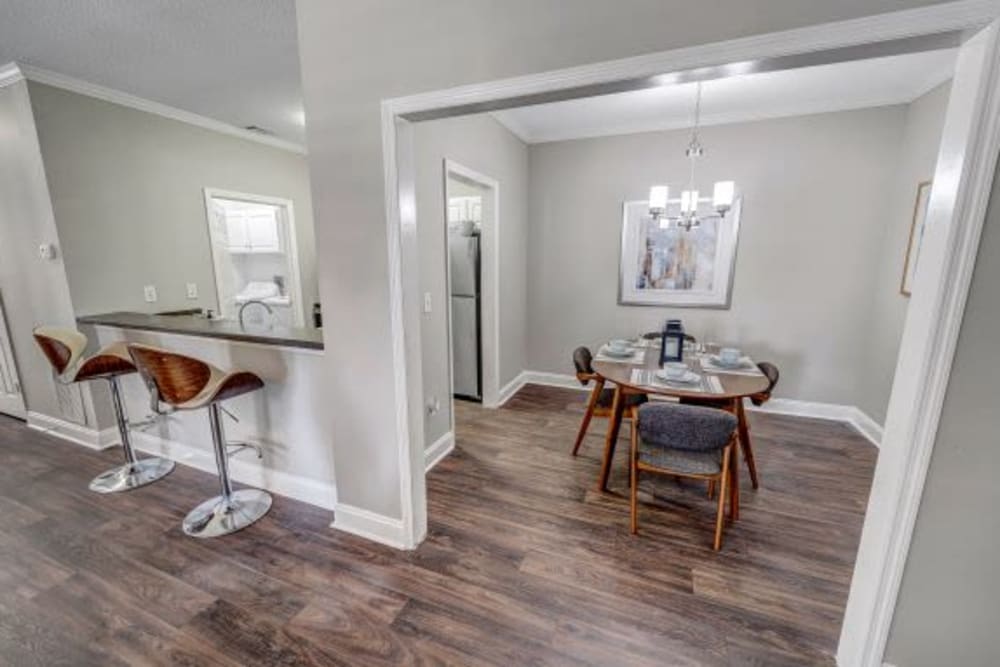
<box><xmin>38</xmin><ymin>243</ymin><xmax>57</xmax><ymax>260</ymax></box>
<box><xmin>143</xmin><ymin>285</ymin><xmax>158</xmax><ymax>303</ymax></box>
<box><xmin>186</xmin><ymin>283</ymin><xmax>198</xmax><ymax>299</ymax></box>
<box><xmin>423</xmin><ymin>292</ymin><xmax>432</xmax><ymax>313</ymax></box>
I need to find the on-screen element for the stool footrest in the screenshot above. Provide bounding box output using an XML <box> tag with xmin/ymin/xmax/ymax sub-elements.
<box><xmin>226</xmin><ymin>441</ymin><xmax>263</xmax><ymax>459</ymax></box>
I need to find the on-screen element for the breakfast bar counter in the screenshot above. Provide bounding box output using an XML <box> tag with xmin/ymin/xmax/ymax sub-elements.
<box><xmin>78</xmin><ymin>311</ymin><xmax>324</xmax><ymax>350</ymax></box>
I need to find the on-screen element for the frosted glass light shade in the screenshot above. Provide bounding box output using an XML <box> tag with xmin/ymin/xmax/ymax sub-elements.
<box><xmin>648</xmin><ymin>185</ymin><xmax>669</xmax><ymax>214</ymax></box>
<box><xmin>713</xmin><ymin>181</ymin><xmax>735</xmax><ymax>209</ymax></box>
<box><xmin>680</xmin><ymin>190</ymin><xmax>698</xmax><ymax>213</ymax></box>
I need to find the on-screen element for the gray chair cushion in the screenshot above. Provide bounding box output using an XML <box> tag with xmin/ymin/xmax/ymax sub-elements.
<box><xmin>638</xmin><ymin>444</ymin><xmax>723</xmax><ymax>475</ymax></box>
<box><xmin>637</xmin><ymin>403</ymin><xmax>737</xmax><ymax>452</ymax></box>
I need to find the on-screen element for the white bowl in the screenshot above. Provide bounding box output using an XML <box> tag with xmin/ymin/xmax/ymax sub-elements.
<box><xmin>663</xmin><ymin>362</ymin><xmax>688</xmax><ymax>379</ymax></box>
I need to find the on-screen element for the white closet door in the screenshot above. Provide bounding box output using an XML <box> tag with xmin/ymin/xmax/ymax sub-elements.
<box><xmin>0</xmin><ymin>293</ymin><xmax>26</xmax><ymax>419</ymax></box>
<box><xmin>226</xmin><ymin>214</ymin><xmax>251</xmax><ymax>251</ymax></box>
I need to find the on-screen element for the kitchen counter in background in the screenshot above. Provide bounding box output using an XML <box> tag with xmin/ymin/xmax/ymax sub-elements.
<box><xmin>78</xmin><ymin>311</ymin><xmax>323</xmax><ymax>350</ymax></box>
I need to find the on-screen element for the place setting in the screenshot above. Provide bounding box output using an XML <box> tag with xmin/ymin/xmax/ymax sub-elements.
<box><xmin>699</xmin><ymin>346</ymin><xmax>766</xmax><ymax>377</ymax></box>
<box><xmin>594</xmin><ymin>338</ymin><xmax>645</xmax><ymax>363</ymax></box>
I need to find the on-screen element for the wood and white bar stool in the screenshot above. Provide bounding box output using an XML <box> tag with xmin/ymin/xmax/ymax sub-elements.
<box><xmin>32</xmin><ymin>326</ymin><xmax>175</xmax><ymax>493</ymax></box>
<box><xmin>127</xmin><ymin>344</ymin><xmax>272</xmax><ymax>538</ymax></box>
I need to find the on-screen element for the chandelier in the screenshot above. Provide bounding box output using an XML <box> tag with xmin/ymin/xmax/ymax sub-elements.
<box><xmin>648</xmin><ymin>81</ymin><xmax>735</xmax><ymax>232</ymax></box>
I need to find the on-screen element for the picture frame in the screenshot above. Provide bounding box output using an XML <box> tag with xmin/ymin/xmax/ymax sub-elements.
<box><xmin>618</xmin><ymin>198</ymin><xmax>742</xmax><ymax>308</ymax></box>
<box><xmin>900</xmin><ymin>180</ymin><xmax>932</xmax><ymax>297</ymax></box>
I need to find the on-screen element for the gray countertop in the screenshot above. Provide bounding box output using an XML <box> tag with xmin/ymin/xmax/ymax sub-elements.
<box><xmin>78</xmin><ymin>311</ymin><xmax>324</xmax><ymax>350</ymax></box>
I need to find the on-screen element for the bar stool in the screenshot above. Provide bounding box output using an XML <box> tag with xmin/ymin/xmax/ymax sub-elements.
<box><xmin>32</xmin><ymin>327</ymin><xmax>175</xmax><ymax>493</ymax></box>
<box><xmin>126</xmin><ymin>344</ymin><xmax>272</xmax><ymax>538</ymax></box>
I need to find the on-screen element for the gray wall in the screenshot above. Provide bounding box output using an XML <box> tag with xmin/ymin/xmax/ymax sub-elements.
<box><xmin>884</xmin><ymin>156</ymin><xmax>1000</xmax><ymax>666</ymax></box>
<box><xmin>527</xmin><ymin>107</ymin><xmax>905</xmax><ymax>407</ymax></box>
<box><xmin>296</xmin><ymin>0</ymin><xmax>952</xmax><ymax>521</ymax></box>
<box><xmin>414</xmin><ymin>114</ymin><xmax>529</xmax><ymax>447</ymax></box>
<box><xmin>0</xmin><ymin>80</ymin><xmax>83</xmax><ymax>420</ymax></box>
<box><xmin>860</xmin><ymin>83</ymin><xmax>951</xmax><ymax>424</ymax></box>
<box><xmin>28</xmin><ymin>82</ymin><xmax>318</xmax><ymax>318</ymax></box>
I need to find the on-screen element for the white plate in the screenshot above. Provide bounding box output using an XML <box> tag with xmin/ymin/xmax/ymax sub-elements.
<box><xmin>655</xmin><ymin>369</ymin><xmax>700</xmax><ymax>384</ymax></box>
<box><xmin>709</xmin><ymin>355</ymin><xmax>751</xmax><ymax>370</ymax></box>
<box><xmin>602</xmin><ymin>346</ymin><xmax>634</xmax><ymax>358</ymax></box>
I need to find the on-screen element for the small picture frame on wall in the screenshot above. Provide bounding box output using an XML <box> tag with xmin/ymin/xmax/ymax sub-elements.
<box><xmin>900</xmin><ymin>180</ymin><xmax>932</xmax><ymax>297</ymax></box>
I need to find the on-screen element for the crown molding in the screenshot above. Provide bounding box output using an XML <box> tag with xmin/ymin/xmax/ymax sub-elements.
<box><xmin>0</xmin><ymin>62</ymin><xmax>25</xmax><ymax>88</ymax></box>
<box><xmin>16</xmin><ymin>63</ymin><xmax>306</xmax><ymax>154</ymax></box>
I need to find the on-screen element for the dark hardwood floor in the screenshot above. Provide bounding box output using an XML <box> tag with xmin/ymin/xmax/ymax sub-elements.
<box><xmin>0</xmin><ymin>384</ymin><xmax>876</xmax><ymax>666</ymax></box>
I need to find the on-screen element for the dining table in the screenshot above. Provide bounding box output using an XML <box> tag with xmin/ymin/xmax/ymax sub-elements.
<box><xmin>591</xmin><ymin>340</ymin><xmax>770</xmax><ymax>493</ymax></box>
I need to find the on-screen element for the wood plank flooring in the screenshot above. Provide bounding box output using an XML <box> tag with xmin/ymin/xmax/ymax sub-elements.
<box><xmin>0</xmin><ymin>384</ymin><xmax>876</xmax><ymax>666</ymax></box>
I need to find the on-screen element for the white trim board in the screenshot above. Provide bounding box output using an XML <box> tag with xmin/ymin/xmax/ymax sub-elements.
<box><xmin>26</xmin><ymin>411</ymin><xmax>117</xmax><ymax>451</ymax></box>
<box><xmin>330</xmin><ymin>503</ymin><xmax>409</xmax><ymax>550</ymax></box>
<box><xmin>0</xmin><ymin>61</ymin><xmax>305</xmax><ymax>154</ymax></box>
<box><xmin>26</xmin><ymin>412</ymin><xmax>337</xmax><ymax>511</ymax></box>
<box><xmin>496</xmin><ymin>370</ymin><xmax>883</xmax><ymax>447</ymax></box>
<box><xmin>0</xmin><ymin>62</ymin><xmax>24</xmax><ymax>88</ymax></box>
<box><xmin>424</xmin><ymin>431</ymin><xmax>455</xmax><ymax>472</ymax></box>
<box><xmin>131</xmin><ymin>432</ymin><xmax>336</xmax><ymax>511</ymax></box>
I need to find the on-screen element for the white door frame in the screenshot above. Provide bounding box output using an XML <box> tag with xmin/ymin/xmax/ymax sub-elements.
<box><xmin>379</xmin><ymin>3</ymin><xmax>1000</xmax><ymax>664</ymax></box>
<box><xmin>443</xmin><ymin>159</ymin><xmax>501</xmax><ymax>411</ymax></box>
<box><xmin>202</xmin><ymin>187</ymin><xmax>306</xmax><ymax>327</ymax></box>
<box><xmin>0</xmin><ymin>291</ymin><xmax>26</xmax><ymax>419</ymax></box>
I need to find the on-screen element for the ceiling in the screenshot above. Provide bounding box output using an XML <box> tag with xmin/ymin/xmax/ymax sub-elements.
<box><xmin>492</xmin><ymin>49</ymin><xmax>957</xmax><ymax>144</ymax></box>
<box><xmin>0</xmin><ymin>0</ymin><xmax>305</xmax><ymax>145</ymax></box>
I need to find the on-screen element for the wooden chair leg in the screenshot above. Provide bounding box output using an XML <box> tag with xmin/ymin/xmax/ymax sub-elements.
<box><xmin>713</xmin><ymin>447</ymin><xmax>731</xmax><ymax>551</ymax></box>
<box><xmin>707</xmin><ymin>479</ymin><xmax>716</xmax><ymax>499</ymax></box>
<box><xmin>736</xmin><ymin>400</ymin><xmax>760</xmax><ymax>489</ymax></box>
<box><xmin>629</xmin><ymin>414</ymin><xmax>640</xmax><ymax>535</ymax></box>
<box><xmin>572</xmin><ymin>380</ymin><xmax>604</xmax><ymax>456</ymax></box>
<box><xmin>729</xmin><ymin>443</ymin><xmax>740</xmax><ymax>522</ymax></box>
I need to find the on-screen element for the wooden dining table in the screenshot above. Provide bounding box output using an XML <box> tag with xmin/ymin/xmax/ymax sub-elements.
<box><xmin>591</xmin><ymin>343</ymin><xmax>770</xmax><ymax>493</ymax></box>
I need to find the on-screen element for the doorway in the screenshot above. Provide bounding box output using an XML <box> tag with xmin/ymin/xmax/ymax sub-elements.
<box><xmin>203</xmin><ymin>188</ymin><xmax>306</xmax><ymax>327</ymax></box>
<box><xmin>443</xmin><ymin>161</ymin><xmax>501</xmax><ymax>409</ymax></box>
<box><xmin>383</xmin><ymin>10</ymin><xmax>1000</xmax><ymax>666</ymax></box>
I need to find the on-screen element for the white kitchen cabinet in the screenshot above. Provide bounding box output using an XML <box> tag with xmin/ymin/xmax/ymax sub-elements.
<box><xmin>226</xmin><ymin>210</ymin><xmax>281</xmax><ymax>253</ymax></box>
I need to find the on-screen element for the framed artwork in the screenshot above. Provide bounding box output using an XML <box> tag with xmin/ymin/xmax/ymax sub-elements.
<box><xmin>900</xmin><ymin>180</ymin><xmax>932</xmax><ymax>297</ymax></box>
<box><xmin>618</xmin><ymin>198</ymin><xmax>742</xmax><ymax>308</ymax></box>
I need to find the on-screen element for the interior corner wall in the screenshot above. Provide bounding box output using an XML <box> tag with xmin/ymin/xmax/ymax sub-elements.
<box><xmin>860</xmin><ymin>82</ymin><xmax>952</xmax><ymax>425</ymax></box>
<box><xmin>413</xmin><ymin>114</ymin><xmax>529</xmax><ymax>447</ymax></box>
<box><xmin>26</xmin><ymin>81</ymin><xmax>318</xmax><ymax>319</ymax></box>
<box><xmin>524</xmin><ymin>106</ymin><xmax>906</xmax><ymax>408</ymax></box>
<box><xmin>0</xmin><ymin>79</ymin><xmax>84</xmax><ymax>422</ymax></box>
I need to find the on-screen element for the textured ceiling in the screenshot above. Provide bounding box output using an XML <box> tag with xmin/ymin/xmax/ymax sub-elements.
<box><xmin>493</xmin><ymin>49</ymin><xmax>957</xmax><ymax>144</ymax></box>
<box><xmin>0</xmin><ymin>0</ymin><xmax>304</xmax><ymax>144</ymax></box>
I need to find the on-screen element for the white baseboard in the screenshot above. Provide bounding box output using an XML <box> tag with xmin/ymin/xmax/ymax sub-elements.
<box><xmin>749</xmin><ymin>398</ymin><xmax>883</xmax><ymax>447</ymax></box>
<box><xmin>131</xmin><ymin>432</ymin><xmax>337</xmax><ymax>510</ymax></box>
<box><xmin>425</xmin><ymin>431</ymin><xmax>455</xmax><ymax>472</ymax></box>
<box><xmin>500</xmin><ymin>371</ymin><xmax>883</xmax><ymax>447</ymax></box>
<box><xmin>26</xmin><ymin>411</ymin><xmax>116</xmax><ymax>451</ymax></box>
<box><xmin>497</xmin><ymin>371</ymin><xmax>530</xmax><ymax>406</ymax></box>
<box><xmin>330</xmin><ymin>502</ymin><xmax>409</xmax><ymax>549</ymax></box>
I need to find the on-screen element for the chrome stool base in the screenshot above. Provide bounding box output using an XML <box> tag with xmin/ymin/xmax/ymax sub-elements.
<box><xmin>182</xmin><ymin>489</ymin><xmax>272</xmax><ymax>538</ymax></box>
<box><xmin>88</xmin><ymin>457</ymin><xmax>176</xmax><ymax>494</ymax></box>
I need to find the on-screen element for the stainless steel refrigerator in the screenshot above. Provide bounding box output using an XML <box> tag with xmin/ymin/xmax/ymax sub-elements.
<box><xmin>449</xmin><ymin>231</ymin><xmax>481</xmax><ymax>401</ymax></box>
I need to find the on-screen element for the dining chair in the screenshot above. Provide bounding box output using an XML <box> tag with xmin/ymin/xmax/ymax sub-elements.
<box><xmin>749</xmin><ymin>361</ymin><xmax>780</xmax><ymax>406</ymax></box>
<box><xmin>571</xmin><ymin>346</ymin><xmax>647</xmax><ymax>456</ymax></box>
<box><xmin>629</xmin><ymin>402</ymin><xmax>739</xmax><ymax>550</ymax></box>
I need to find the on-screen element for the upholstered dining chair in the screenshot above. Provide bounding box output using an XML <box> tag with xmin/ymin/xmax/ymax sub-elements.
<box><xmin>571</xmin><ymin>346</ymin><xmax>647</xmax><ymax>456</ymax></box>
<box><xmin>630</xmin><ymin>402</ymin><xmax>739</xmax><ymax>550</ymax></box>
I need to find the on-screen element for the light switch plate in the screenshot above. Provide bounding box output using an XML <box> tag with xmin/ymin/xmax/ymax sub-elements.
<box><xmin>186</xmin><ymin>283</ymin><xmax>198</xmax><ymax>299</ymax></box>
<box><xmin>423</xmin><ymin>292</ymin><xmax>432</xmax><ymax>313</ymax></box>
<box><xmin>143</xmin><ymin>285</ymin><xmax>158</xmax><ymax>303</ymax></box>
